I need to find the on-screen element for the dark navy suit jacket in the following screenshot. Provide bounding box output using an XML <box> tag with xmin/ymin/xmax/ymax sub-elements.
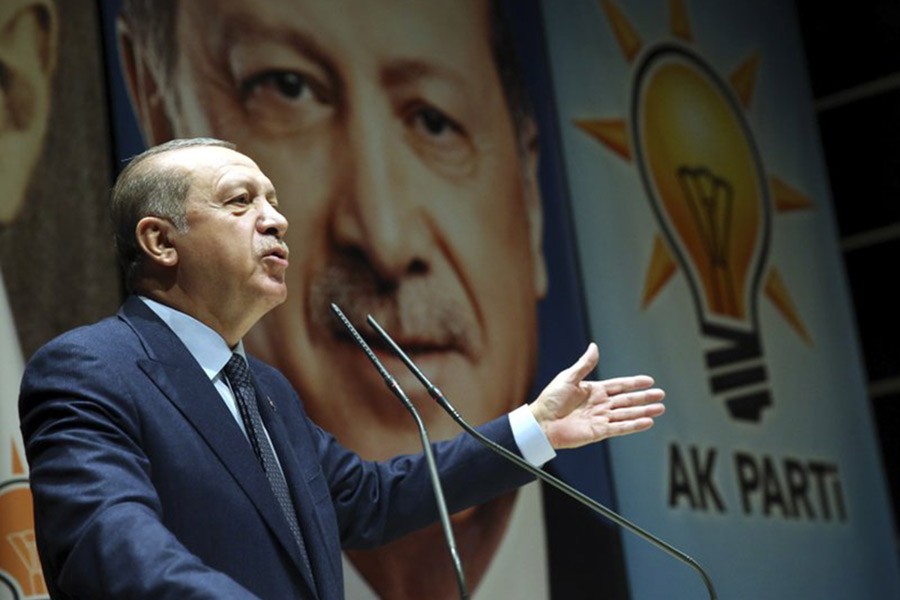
<box><xmin>19</xmin><ymin>296</ymin><xmax>531</xmax><ymax>599</ymax></box>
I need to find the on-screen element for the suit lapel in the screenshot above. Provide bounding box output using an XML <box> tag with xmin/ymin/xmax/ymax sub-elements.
<box><xmin>119</xmin><ymin>297</ymin><xmax>319</xmax><ymax>596</ymax></box>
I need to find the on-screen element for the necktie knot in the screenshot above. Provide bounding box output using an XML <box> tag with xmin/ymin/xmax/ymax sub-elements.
<box><xmin>224</xmin><ymin>354</ymin><xmax>251</xmax><ymax>389</ymax></box>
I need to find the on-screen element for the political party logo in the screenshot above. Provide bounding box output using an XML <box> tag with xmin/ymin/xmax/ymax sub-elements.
<box><xmin>576</xmin><ymin>0</ymin><xmax>813</xmax><ymax>422</ymax></box>
<box><xmin>0</xmin><ymin>441</ymin><xmax>47</xmax><ymax>599</ymax></box>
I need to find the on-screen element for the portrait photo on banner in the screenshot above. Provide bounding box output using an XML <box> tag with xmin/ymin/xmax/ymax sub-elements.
<box><xmin>97</xmin><ymin>1</ymin><xmax>627</xmax><ymax>599</ymax></box>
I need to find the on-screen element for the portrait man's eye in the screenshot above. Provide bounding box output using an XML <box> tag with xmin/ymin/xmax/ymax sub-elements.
<box><xmin>405</xmin><ymin>103</ymin><xmax>473</xmax><ymax>168</ymax></box>
<box><xmin>412</xmin><ymin>106</ymin><xmax>458</xmax><ymax>136</ymax></box>
<box><xmin>239</xmin><ymin>70</ymin><xmax>332</xmax><ymax>132</ymax></box>
<box><xmin>242</xmin><ymin>71</ymin><xmax>312</xmax><ymax>101</ymax></box>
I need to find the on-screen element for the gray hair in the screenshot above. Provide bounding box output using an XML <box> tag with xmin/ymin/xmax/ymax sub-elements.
<box><xmin>110</xmin><ymin>137</ymin><xmax>236</xmax><ymax>291</ymax></box>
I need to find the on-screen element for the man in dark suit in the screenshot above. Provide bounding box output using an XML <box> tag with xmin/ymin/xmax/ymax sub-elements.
<box><xmin>18</xmin><ymin>138</ymin><xmax>665</xmax><ymax>599</ymax></box>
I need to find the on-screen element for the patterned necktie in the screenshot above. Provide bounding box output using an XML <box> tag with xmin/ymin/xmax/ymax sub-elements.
<box><xmin>223</xmin><ymin>353</ymin><xmax>314</xmax><ymax>582</ymax></box>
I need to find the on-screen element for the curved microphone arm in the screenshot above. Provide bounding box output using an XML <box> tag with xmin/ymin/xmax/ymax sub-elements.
<box><xmin>330</xmin><ymin>304</ymin><xmax>469</xmax><ymax>600</ymax></box>
<box><xmin>365</xmin><ymin>314</ymin><xmax>718</xmax><ymax>600</ymax></box>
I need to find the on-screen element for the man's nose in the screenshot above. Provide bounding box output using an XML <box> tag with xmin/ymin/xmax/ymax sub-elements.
<box><xmin>331</xmin><ymin>102</ymin><xmax>429</xmax><ymax>281</ymax></box>
<box><xmin>259</xmin><ymin>200</ymin><xmax>289</xmax><ymax>238</ymax></box>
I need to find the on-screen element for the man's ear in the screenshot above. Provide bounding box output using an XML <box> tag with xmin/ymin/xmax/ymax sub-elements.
<box><xmin>136</xmin><ymin>216</ymin><xmax>179</xmax><ymax>268</ymax></box>
<box><xmin>116</xmin><ymin>16</ymin><xmax>174</xmax><ymax>146</ymax></box>
<box><xmin>521</xmin><ymin>117</ymin><xmax>548</xmax><ymax>299</ymax></box>
<box><xmin>0</xmin><ymin>0</ymin><xmax>57</xmax><ymax>224</ymax></box>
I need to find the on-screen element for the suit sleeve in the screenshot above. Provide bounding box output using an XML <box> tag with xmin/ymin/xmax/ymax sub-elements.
<box><xmin>19</xmin><ymin>337</ymin><xmax>263</xmax><ymax>600</ymax></box>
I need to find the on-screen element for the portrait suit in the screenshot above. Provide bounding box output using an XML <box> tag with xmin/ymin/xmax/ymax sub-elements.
<box><xmin>19</xmin><ymin>296</ymin><xmax>532</xmax><ymax>600</ymax></box>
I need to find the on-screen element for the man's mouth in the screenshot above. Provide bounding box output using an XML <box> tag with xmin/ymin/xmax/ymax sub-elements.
<box><xmin>264</xmin><ymin>243</ymin><xmax>289</xmax><ymax>262</ymax></box>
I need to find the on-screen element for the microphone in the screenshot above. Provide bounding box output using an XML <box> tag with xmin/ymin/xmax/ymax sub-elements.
<box><xmin>365</xmin><ymin>314</ymin><xmax>718</xmax><ymax>600</ymax></box>
<box><xmin>329</xmin><ymin>303</ymin><xmax>470</xmax><ymax>600</ymax></box>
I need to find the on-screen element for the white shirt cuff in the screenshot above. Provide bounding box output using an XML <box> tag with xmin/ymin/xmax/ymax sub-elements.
<box><xmin>508</xmin><ymin>404</ymin><xmax>556</xmax><ymax>467</ymax></box>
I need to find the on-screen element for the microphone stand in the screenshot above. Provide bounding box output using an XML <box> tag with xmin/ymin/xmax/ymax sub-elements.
<box><xmin>330</xmin><ymin>304</ymin><xmax>470</xmax><ymax>600</ymax></box>
<box><xmin>366</xmin><ymin>314</ymin><xmax>718</xmax><ymax>600</ymax></box>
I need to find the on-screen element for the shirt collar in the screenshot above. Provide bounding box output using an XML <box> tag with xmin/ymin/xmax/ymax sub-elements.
<box><xmin>138</xmin><ymin>296</ymin><xmax>246</xmax><ymax>380</ymax></box>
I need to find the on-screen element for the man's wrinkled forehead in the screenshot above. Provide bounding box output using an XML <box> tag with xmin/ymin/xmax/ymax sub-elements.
<box><xmin>157</xmin><ymin>145</ymin><xmax>271</xmax><ymax>190</ymax></box>
<box><xmin>178</xmin><ymin>0</ymin><xmax>494</xmax><ymax>73</ymax></box>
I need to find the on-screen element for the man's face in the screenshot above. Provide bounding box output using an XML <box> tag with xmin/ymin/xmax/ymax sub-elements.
<box><xmin>161</xmin><ymin>146</ymin><xmax>290</xmax><ymax>329</ymax></box>
<box><xmin>142</xmin><ymin>0</ymin><xmax>546</xmax><ymax>458</ymax></box>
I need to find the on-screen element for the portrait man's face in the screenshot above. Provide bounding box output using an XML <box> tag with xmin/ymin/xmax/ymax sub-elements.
<box><xmin>119</xmin><ymin>0</ymin><xmax>547</xmax><ymax>460</ymax></box>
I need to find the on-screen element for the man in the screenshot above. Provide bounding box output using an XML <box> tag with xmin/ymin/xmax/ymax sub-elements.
<box><xmin>0</xmin><ymin>1</ymin><xmax>56</xmax><ymax>597</ymax></box>
<box><xmin>19</xmin><ymin>138</ymin><xmax>665</xmax><ymax>599</ymax></box>
<box><xmin>112</xmin><ymin>1</ymin><xmax>589</xmax><ymax>596</ymax></box>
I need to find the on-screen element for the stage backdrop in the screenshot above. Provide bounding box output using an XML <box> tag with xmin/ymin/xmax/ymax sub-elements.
<box><xmin>541</xmin><ymin>0</ymin><xmax>900</xmax><ymax>598</ymax></box>
<box><xmin>3</xmin><ymin>1</ymin><xmax>900</xmax><ymax>599</ymax></box>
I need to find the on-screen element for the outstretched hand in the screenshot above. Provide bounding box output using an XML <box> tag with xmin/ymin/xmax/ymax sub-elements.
<box><xmin>529</xmin><ymin>343</ymin><xmax>665</xmax><ymax>450</ymax></box>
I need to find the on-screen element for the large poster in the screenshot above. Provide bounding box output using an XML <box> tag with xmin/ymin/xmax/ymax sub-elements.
<box><xmin>542</xmin><ymin>0</ymin><xmax>900</xmax><ymax>597</ymax></box>
<box><xmin>99</xmin><ymin>1</ymin><xmax>615</xmax><ymax>598</ymax></box>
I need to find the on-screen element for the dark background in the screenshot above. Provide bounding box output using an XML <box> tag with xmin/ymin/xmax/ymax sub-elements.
<box><xmin>795</xmin><ymin>0</ymin><xmax>900</xmax><ymax>552</ymax></box>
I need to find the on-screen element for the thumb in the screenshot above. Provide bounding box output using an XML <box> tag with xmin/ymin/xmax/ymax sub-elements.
<box><xmin>561</xmin><ymin>343</ymin><xmax>599</xmax><ymax>385</ymax></box>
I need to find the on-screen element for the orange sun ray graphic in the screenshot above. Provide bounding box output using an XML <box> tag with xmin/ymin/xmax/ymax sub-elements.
<box><xmin>1</xmin><ymin>440</ymin><xmax>48</xmax><ymax>598</ymax></box>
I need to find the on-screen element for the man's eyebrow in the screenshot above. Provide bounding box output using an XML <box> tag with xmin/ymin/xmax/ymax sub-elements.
<box><xmin>380</xmin><ymin>58</ymin><xmax>468</xmax><ymax>90</ymax></box>
<box><xmin>215</xmin><ymin>12</ymin><xmax>470</xmax><ymax>95</ymax></box>
<box><xmin>217</xmin><ymin>10</ymin><xmax>336</xmax><ymax>75</ymax></box>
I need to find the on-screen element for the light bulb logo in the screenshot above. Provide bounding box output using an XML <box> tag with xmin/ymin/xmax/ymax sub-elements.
<box><xmin>635</xmin><ymin>45</ymin><xmax>772</xmax><ymax>420</ymax></box>
<box><xmin>576</xmin><ymin>0</ymin><xmax>814</xmax><ymax>423</ymax></box>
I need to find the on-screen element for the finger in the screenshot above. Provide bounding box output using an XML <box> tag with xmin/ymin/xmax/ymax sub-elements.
<box><xmin>605</xmin><ymin>417</ymin><xmax>657</xmax><ymax>437</ymax></box>
<box><xmin>596</xmin><ymin>374</ymin><xmax>656</xmax><ymax>396</ymax></box>
<box><xmin>561</xmin><ymin>342</ymin><xmax>599</xmax><ymax>385</ymax></box>
<box><xmin>607</xmin><ymin>402</ymin><xmax>666</xmax><ymax>422</ymax></box>
<box><xmin>607</xmin><ymin>388</ymin><xmax>666</xmax><ymax>408</ymax></box>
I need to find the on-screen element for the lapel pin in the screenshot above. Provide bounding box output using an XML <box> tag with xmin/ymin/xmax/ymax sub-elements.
<box><xmin>267</xmin><ymin>396</ymin><xmax>276</xmax><ymax>411</ymax></box>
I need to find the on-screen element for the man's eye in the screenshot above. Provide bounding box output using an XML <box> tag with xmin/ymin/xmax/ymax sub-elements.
<box><xmin>242</xmin><ymin>71</ymin><xmax>318</xmax><ymax>102</ymax></box>
<box><xmin>404</xmin><ymin>104</ymin><xmax>473</xmax><ymax>170</ymax></box>
<box><xmin>238</xmin><ymin>69</ymin><xmax>333</xmax><ymax>134</ymax></box>
<box><xmin>411</xmin><ymin>107</ymin><xmax>460</xmax><ymax>138</ymax></box>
